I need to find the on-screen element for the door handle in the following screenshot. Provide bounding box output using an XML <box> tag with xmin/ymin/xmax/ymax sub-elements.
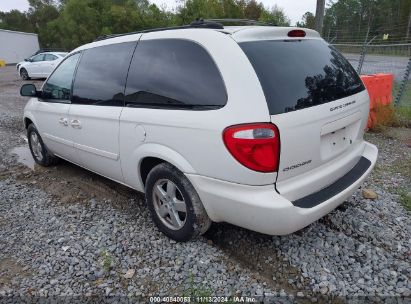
<box><xmin>70</xmin><ymin>119</ymin><xmax>82</xmax><ymax>129</ymax></box>
<box><xmin>58</xmin><ymin>118</ymin><xmax>68</xmax><ymax>126</ymax></box>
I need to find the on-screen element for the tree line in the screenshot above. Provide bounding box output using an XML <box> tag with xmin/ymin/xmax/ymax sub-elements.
<box><xmin>0</xmin><ymin>0</ymin><xmax>290</xmax><ymax>50</ymax></box>
<box><xmin>298</xmin><ymin>0</ymin><xmax>411</xmax><ymax>44</ymax></box>
<box><xmin>1</xmin><ymin>0</ymin><xmax>410</xmax><ymax>50</ymax></box>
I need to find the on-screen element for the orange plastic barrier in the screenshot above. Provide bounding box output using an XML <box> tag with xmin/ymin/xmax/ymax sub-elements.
<box><xmin>360</xmin><ymin>73</ymin><xmax>394</xmax><ymax>129</ymax></box>
<box><xmin>374</xmin><ymin>73</ymin><xmax>394</xmax><ymax>105</ymax></box>
<box><xmin>360</xmin><ymin>75</ymin><xmax>378</xmax><ymax>109</ymax></box>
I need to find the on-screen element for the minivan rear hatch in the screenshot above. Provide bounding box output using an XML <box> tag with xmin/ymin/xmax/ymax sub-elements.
<box><xmin>239</xmin><ymin>37</ymin><xmax>369</xmax><ymax>201</ymax></box>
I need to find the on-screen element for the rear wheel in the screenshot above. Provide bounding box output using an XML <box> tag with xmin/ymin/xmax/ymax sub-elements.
<box><xmin>27</xmin><ymin>124</ymin><xmax>59</xmax><ymax>167</ymax></box>
<box><xmin>20</xmin><ymin>68</ymin><xmax>30</xmax><ymax>80</ymax></box>
<box><xmin>145</xmin><ymin>163</ymin><xmax>211</xmax><ymax>241</ymax></box>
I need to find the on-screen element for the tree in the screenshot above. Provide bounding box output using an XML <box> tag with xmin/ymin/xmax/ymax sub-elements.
<box><xmin>0</xmin><ymin>0</ymin><xmax>292</xmax><ymax>49</ymax></box>
<box><xmin>323</xmin><ymin>0</ymin><xmax>411</xmax><ymax>43</ymax></box>
<box><xmin>259</xmin><ymin>5</ymin><xmax>290</xmax><ymax>26</ymax></box>
<box><xmin>244</xmin><ymin>0</ymin><xmax>264</xmax><ymax>20</ymax></box>
<box><xmin>28</xmin><ymin>1</ymin><xmax>60</xmax><ymax>47</ymax></box>
<box><xmin>297</xmin><ymin>12</ymin><xmax>315</xmax><ymax>29</ymax></box>
<box><xmin>177</xmin><ymin>0</ymin><xmax>225</xmax><ymax>24</ymax></box>
<box><xmin>45</xmin><ymin>0</ymin><xmax>173</xmax><ymax>49</ymax></box>
<box><xmin>0</xmin><ymin>10</ymin><xmax>33</xmax><ymax>32</ymax></box>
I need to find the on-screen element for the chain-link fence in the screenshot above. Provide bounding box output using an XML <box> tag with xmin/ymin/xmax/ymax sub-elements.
<box><xmin>331</xmin><ymin>40</ymin><xmax>410</xmax><ymax>110</ymax></box>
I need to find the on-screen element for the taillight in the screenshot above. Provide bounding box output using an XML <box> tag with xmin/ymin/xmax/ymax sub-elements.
<box><xmin>223</xmin><ymin>123</ymin><xmax>280</xmax><ymax>173</ymax></box>
<box><xmin>288</xmin><ymin>29</ymin><xmax>306</xmax><ymax>38</ymax></box>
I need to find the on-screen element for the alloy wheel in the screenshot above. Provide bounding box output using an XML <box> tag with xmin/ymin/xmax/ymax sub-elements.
<box><xmin>152</xmin><ymin>179</ymin><xmax>187</xmax><ymax>230</ymax></box>
<box><xmin>30</xmin><ymin>132</ymin><xmax>43</xmax><ymax>162</ymax></box>
<box><xmin>21</xmin><ymin>69</ymin><xmax>28</xmax><ymax>80</ymax></box>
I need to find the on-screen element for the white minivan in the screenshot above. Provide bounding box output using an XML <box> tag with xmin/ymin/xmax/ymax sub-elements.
<box><xmin>21</xmin><ymin>22</ymin><xmax>378</xmax><ymax>241</ymax></box>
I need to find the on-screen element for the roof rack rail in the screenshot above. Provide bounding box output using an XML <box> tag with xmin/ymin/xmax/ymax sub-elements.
<box><xmin>190</xmin><ymin>18</ymin><xmax>224</xmax><ymax>29</ymax></box>
<box><xmin>204</xmin><ymin>18</ymin><xmax>277</xmax><ymax>26</ymax></box>
<box><xmin>94</xmin><ymin>19</ymin><xmax>224</xmax><ymax>42</ymax></box>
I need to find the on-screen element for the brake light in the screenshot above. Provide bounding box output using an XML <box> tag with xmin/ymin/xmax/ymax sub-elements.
<box><xmin>223</xmin><ymin>123</ymin><xmax>280</xmax><ymax>172</ymax></box>
<box><xmin>288</xmin><ymin>30</ymin><xmax>306</xmax><ymax>38</ymax></box>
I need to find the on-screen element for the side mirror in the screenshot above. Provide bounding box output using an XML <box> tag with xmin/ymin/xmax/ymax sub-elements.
<box><xmin>20</xmin><ymin>84</ymin><xmax>38</xmax><ymax>97</ymax></box>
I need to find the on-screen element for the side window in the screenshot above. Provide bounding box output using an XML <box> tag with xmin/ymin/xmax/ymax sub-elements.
<box><xmin>44</xmin><ymin>54</ymin><xmax>58</xmax><ymax>61</ymax></box>
<box><xmin>31</xmin><ymin>54</ymin><xmax>44</xmax><ymax>62</ymax></box>
<box><xmin>42</xmin><ymin>53</ymin><xmax>81</xmax><ymax>102</ymax></box>
<box><xmin>71</xmin><ymin>42</ymin><xmax>136</xmax><ymax>106</ymax></box>
<box><xmin>125</xmin><ymin>39</ymin><xmax>227</xmax><ymax>109</ymax></box>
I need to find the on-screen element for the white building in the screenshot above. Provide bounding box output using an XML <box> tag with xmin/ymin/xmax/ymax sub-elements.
<box><xmin>0</xmin><ymin>29</ymin><xmax>40</xmax><ymax>64</ymax></box>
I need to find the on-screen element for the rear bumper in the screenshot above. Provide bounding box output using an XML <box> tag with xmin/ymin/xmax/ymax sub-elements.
<box><xmin>186</xmin><ymin>141</ymin><xmax>378</xmax><ymax>235</ymax></box>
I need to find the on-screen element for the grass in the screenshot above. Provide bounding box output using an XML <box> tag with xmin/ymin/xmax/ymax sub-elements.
<box><xmin>391</xmin><ymin>150</ymin><xmax>411</xmax><ymax>212</ymax></box>
<box><xmin>396</xmin><ymin>104</ymin><xmax>411</xmax><ymax>123</ymax></box>
<box><xmin>369</xmin><ymin>104</ymin><xmax>410</xmax><ymax>131</ymax></box>
<box><xmin>101</xmin><ymin>249</ymin><xmax>113</xmax><ymax>272</ymax></box>
<box><xmin>379</xmin><ymin>147</ymin><xmax>411</xmax><ymax>212</ymax></box>
<box><xmin>358</xmin><ymin>66</ymin><xmax>411</xmax><ymax>128</ymax></box>
<box><xmin>183</xmin><ymin>273</ymin><xmax>212</xmax><ymax>301</ymax></box>
<box><xmin>368</xmin><ymin>81</ymin><xmax>411</xmax><ymax>131</ymax></box>
<box><xmin>393</xmin><ymin>81</ymin><xmax>411</xmax><ymax>110</ymax></box>
<box><xmin>398</xmin><ymin>191</ymin><xmax>411</xmax><ymax>211</ymax></box>
<box><xmin>182</xmin><ymin>273</ymin><xmax>240</xmax><ymax>303</ymax></box>
<box><xmin>390</xmin><ymin>157</ymin><xmax>411</xmax><ymax>212</ymax></box>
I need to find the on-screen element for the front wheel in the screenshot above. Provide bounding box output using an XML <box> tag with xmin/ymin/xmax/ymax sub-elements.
<box><xmin>27</xmin><ymin>124</ymin><xmax>59</xmax><ymax>167</ymax></box>
<box><xmin>20</xmin><ymin>68</ymin><xmax>30</xmax><ymax>80</ymax></box>
<box><xmin>145</xmin><ymin>163</ymin><xmax>211</xmax><ymax>242</ymax></box>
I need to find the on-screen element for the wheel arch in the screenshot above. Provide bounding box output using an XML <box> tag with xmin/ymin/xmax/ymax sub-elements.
<box><xmin>130</xmin><ymin>143</ymin><xmax>196</xmax><ymax>191</ymax></box>
<box><xmin>23</xmin><ymin>112</ymin><xmax>38</xmax><ymax>130</ymax></box>
<box><xmin>19</xmin><ymin>66</ymin><xmax>29</xmax><ymax>76</ymax></box>
<box><xmin>24</xmin><ymin>116</ymin><xmax>34</xmax><ymax>129</ymax></box>
<box><xmin>140</xmin><ymin>157</ymin><xmax>166</xmax><ymax>187</ymax></box>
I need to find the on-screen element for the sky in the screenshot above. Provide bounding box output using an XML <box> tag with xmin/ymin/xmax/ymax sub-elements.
<box><xmin>0</xmin><ymin>0</ymin><xmax>317</xmax><ymax>25</ymax></box>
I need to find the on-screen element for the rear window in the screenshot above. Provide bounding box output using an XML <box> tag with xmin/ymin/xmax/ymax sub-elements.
<box><xmin>239</xmin><ymin>39</ymin><xmax>365</xmax><ymax>115</ymax></box>
<box><xmin>125</xmin><ymin>39</ymin><xmax>227</xmax><ymax>110</ymax></box>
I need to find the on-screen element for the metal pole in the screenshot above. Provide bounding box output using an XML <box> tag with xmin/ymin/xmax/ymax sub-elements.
<box><xmin>357</xmin><ymin>15</ymin><xmax>374</xmax><ymax>74</ymax></box>
<box><xmin>357</xmin><ymin>25</ymin><xmax>371</xmax><ymax>74</ymax></box>
<box><xmin>357</xmin><ymin>35</ymin><xmax>378</xmax><ymax>74</ymax></box>
<box><xmin>406</xmin><ymin>6</ymin><xmax>411</xmax><ymax>40</ymax></box>
<box><xmin>315</xmin><ymin>0</ymin><xmax>325</xmax><ymax>35</ymax></box>
<box><xmin>395</xmin><ymin>57</ymin><xmax>411</xmax><ymax>106</ymax></box>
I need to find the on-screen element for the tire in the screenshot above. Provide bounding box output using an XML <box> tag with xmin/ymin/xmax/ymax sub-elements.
<box><xmin>145</xmin><ymin>163</ymin><xmax>212</xmax><ymax>242</ymax></box>
<box><xmin>20</xmin><ymin>68</ymin><xmax>30</xmax><ymax>80</ymax></box>
<box><xmin>27</xmin><ymin>124</ymin><xmax>59</xmax><ymax>167</ymax></box>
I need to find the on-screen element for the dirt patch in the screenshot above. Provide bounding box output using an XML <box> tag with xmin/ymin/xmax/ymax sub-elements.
<box><xmin>0</xmin><ymin>216</ymin><xmax>7</xmax><ymax>226</ymax></box>
<box><xmin>13</xmin><ymin>158</ymin><xmax>145</xmax><ymax>211</ymax></box>
<box><xmin>382</xmin><ymin>127</ymin><xmax>411</xmax><ymax>142</ymax></box>
<box><xmin>0</xmin><ymin>258</ymin><xmax>31</xmax><ymax>287</ymax></box>
<box><xmin>205</xmin><ymin>224</ymin><xmax>309</xmax><ymax>295</ymax></box>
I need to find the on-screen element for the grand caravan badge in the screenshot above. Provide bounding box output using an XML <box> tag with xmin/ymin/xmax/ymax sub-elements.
<box><xmin>330</xmin><ymin>100</ymin><xmax>356</xmax><ymax>111</ymax></box>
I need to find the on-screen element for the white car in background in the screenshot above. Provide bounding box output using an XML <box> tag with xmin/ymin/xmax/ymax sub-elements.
<box><xmin>17</xmin><ymin>52</ymin><xmax>67</xmax><ymax>80</ymax></box>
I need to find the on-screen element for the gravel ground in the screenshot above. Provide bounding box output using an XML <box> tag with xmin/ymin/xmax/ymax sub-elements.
<box><xmin>0</xmin><ymin>66</ymin><xmax>410</xmax><ymax>302</ymax></box>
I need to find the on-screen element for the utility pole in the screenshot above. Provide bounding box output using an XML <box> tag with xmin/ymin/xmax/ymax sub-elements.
<box><xmin>315</xmin><ymin>0</ymin><xmax>325</xmax><ymax>36</ymax></box>
<box><xmin>406</xmin><ymin>6</ymin><xmax>411</xmax><ymax>40</ymax></box>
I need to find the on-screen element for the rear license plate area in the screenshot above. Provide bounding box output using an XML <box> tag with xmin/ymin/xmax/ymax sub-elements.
<box><xmin>320</xmin><ymin>119</ymin><xmax>361</xmax><ymax>161</ymax></box>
